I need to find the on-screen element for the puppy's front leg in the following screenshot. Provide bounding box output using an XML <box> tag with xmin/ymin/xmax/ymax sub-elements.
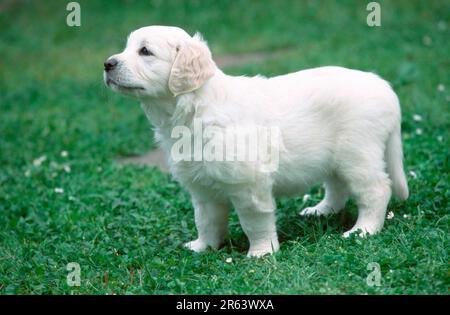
<box><xmin>231</xmin><ymin>193</ymin><xmax>279</xmax><ymax>257</ymax></box>
<box><xmin>184</xmin><ymin>198</ymin><xmax>230</xmax><ymax>252</ymax></box>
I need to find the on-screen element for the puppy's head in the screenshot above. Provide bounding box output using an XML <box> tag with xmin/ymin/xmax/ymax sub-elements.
<box><xmin>104</xmin><ymin>26</ymin><xmax>216</xmax><ymax>99</ymax></box>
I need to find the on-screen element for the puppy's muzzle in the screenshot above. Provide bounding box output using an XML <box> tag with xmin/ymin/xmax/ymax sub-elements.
<box><xmin>104</xmin><ymin>58</ymin><xmax>118</xmax><ymax>72</ymax></box>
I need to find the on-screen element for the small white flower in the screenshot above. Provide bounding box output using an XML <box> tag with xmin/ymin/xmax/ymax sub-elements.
<box><xmin>249</xmin><ymin>269</ymin><xmax>255</xmax><ymax>273</ymax></box>
<box><xmin>403</xmin><ymin>214</ymin><xmax>410</xmax><ymax>219</ymax></box>
<box><xmin>437</xmin><ymin>136</ymin><xmax>443</xmax><ymax>142</ymax></box>
<box><xmin>225</xmin><ymin>257</ymin><xmax>232</xmax><ymax>263</ymax></box>
<box><xmin>387</xmin><ymin>211</ymin><xmax>394</xmax><ymax>220</ymax></box>
<box><xmin>24</xmin><ymin>170</ymin><xmax>31</xmax><ymax>177</ymax></box>
<box><xmin>422</xmin><ymin>35</ymin><xmax>432</xmax><ymax>46</ymax></box>
<box><xmin>412</xmin><ymin>114</ymin><xmax>422</xmax><ymax>122</ymax></box>
<box><xmin>409</xmin><ymin>171</ymin><xmax>417</xmax><ymax>179</ymax></box>
<box><xmin>437</xmin><ymin>84</ymin><xmax>445</xmax><ymax>92</ymax></box>
<box><xmin>302</xmin><ymin>194</ymin><xmax>311</xmax><ymax>202</ymax></box>
<box><xmin>63</xmin><ymin>165</ymin><xmax>71</xmax><ymax>173</ymax></box>
<box><xmin>415</xmin><ymin>128</ymin><xmax>423</xmax><ymax>135</ymax></box>
<box><xmin>54</xmin><ymin>188</ymin><xmax>64</xmax><ymax>194</ymax></box>
<box><xmin>437</xmin><ymin>21</ymin><xmax>447</xmax><ymax>31</ymax></box>
<box><xmin>32</xmin><ymin>155</ymin><xmax>47</xmax><ymax>167</ymax></box>
<box><xmin>61</xmin><ymin>150</ymin><xmax>69</xmax><ymax>158</ymax></box>
<box><xmin>97</xmin><ymin>166</ymin><xmax>103</xmax><ymax>172</ymax></box>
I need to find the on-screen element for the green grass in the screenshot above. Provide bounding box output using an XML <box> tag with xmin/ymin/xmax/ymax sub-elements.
<box><xmin>0</xmin><ymin>0</ymin><xmax>449</xmax><ymax>294</ymax></box>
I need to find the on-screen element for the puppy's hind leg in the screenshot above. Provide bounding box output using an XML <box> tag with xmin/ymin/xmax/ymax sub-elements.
<box><xmin>300</xmin><ymin>174</ymin><xmax>349</xmax><ymax>217</ymax></box>
<box><xmin>341</xmin><ymin>149</ymin><xmax>392</xmax><ymax>237</ymax></box>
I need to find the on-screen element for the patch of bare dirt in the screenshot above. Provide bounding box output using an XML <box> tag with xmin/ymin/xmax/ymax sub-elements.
<box><xmin>118</xmin><ymin>148</ymin><xmax>169</xmax><ymax>172</ymax></box>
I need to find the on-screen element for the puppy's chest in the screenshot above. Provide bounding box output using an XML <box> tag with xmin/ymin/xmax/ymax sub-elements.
<box><xmin>160</xmin><ymin>112</ymin><xmax>281</xmax><ymax>193</ymax></box>
<box><xmin>170</xmin><ymin>158</ymin><xmax>257</xmax><ymax>188</ymax></box>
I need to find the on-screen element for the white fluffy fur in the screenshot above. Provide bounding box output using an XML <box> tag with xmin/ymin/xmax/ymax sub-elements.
<box><xmin>104</xmin><ymin>26</ymin><xmax>409</xmax><ymax>257</ymax></box>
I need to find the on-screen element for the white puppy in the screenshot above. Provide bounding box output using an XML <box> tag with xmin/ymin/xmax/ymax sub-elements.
<box><xmin>104</xmin><ymin>26</ymin><xmax>409</xmax><ymax>257</ymax></box>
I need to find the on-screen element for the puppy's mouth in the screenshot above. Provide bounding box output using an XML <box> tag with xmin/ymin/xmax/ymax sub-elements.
<box><xmin>105</xmin><ymin>78</ymin><xmax>145</xmax><ymax>91</ymax></box>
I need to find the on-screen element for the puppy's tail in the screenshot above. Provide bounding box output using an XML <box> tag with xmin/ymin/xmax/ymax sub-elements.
<box><xmin>385</xmin><ymin>125</ymin><xmax>409</xmax><ymax>200</ymax></box>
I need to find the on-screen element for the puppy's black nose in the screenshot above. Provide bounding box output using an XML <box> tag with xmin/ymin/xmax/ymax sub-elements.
<box><xmin>104</xmin><ymin>58</ymin><xmax>118</xmax><ymax>72</ymax></box>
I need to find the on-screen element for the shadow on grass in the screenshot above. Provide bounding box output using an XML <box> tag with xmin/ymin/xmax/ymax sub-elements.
<box><xmin>212</xmin><ymin>200</ymin><xmax>359</xmax><ymax>256</ymax></box>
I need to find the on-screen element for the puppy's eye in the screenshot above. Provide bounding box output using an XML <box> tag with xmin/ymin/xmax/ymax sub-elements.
<box><xmin>139</xmin><ymin>47</ymin><xmax>153</xmax><ymax>56</ymax></box>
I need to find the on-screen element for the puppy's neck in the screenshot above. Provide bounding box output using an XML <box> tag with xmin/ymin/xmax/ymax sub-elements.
<box><xmin>140</xmin><ymin>70</ymin><xmax>226</xmax><ymax>140</ymax></box>
<box><xmin>140</xmin><ymin>96</ymin><xmax>176</xmax><ymax>128</ymax></box>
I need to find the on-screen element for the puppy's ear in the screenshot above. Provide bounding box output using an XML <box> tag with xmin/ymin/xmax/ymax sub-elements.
<box><xmin>169</xmin><ymin>33</ymin><xmax>216</xmax><ymax>96</ymax></box>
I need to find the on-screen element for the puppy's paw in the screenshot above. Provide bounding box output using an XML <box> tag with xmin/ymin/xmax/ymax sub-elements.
<box><xmin>342</xmin><ymin>229</ymin><xmax>364</xmax><ymax>238</ymax></box>
<box><xmin>342</xmin><ymin>225</ymin><xmax>380</xmax><ymax>238</ymax></box>
<box><xmin>183</xmin><ymin>239</ymin><xmax>208</xmax><ymax>252</ymax></box>
<box><xmin>300</xmin><ymin>203</ymin><xmax>334</xmax><ymax>217</ymax></box>
<box><xmin>247</xmin><ymin>248</ymin><xmax>274</xmax><ymax>258</ymax></box>
<box><xmin>247</xmin><ymin>239</ymin><xmax>280</xmax><ymax>258</ymax></box>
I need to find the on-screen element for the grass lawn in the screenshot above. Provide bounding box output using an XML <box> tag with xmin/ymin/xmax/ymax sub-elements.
<box><xmin>0</xmin><ymin>0</ymin><xmax>449</xmax><ymax>294</ymax></box>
